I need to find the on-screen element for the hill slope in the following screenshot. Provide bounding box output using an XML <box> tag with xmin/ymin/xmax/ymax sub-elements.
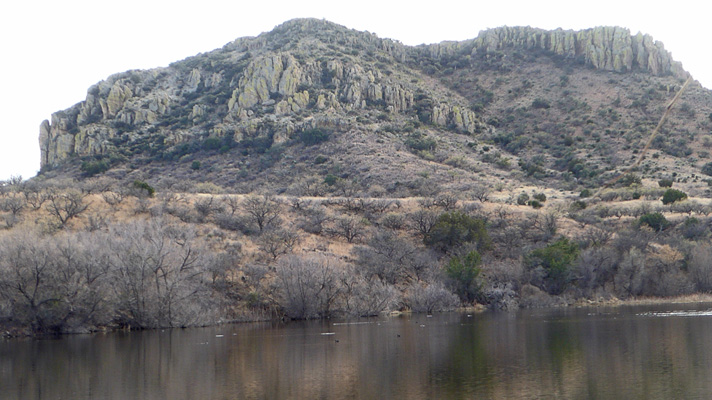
<box><xmin>38</xmin><ymin>19</ymin><xmax>712</xmax><ymax>198</ymax></box>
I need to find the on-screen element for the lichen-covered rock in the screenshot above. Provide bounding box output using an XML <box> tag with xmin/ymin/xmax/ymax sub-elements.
<box><xmin>185</xmin><ymin>69</ymin><xmax>202</xmax><ymax>92</ymax></box>
<box><xmin>430</xmin><ymin>104</ymin><xmax>486</xmax><ymax>134</ymax></box>
<box><xmin>471</xmin><ymin>26</ymin><xmax>687</xmax><ymax>77</ymax></box>
<box><xmin>105</xmin><ymin>81</ymin><xmax>133</xmax><ymax>118</ymax></box>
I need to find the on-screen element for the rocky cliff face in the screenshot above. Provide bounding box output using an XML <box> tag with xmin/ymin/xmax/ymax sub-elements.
<box><xmin>39</xmin><ymin>19</ymin><xmax>690</xmax><ymax>172</ymax></box>
<box><xmin>472</xmin><ymin>26</ymin><xmax>687</xmax><ymax>77</ymax></box>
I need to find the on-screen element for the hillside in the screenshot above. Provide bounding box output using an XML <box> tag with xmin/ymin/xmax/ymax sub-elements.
<box><xmin>5</xmin><ymin>19</ymin><xmax>712</xmax><ymax>336</ymax></box>
<box><xmin>37</xmin><ymin>19</ymin><xmax>712</xmax><ymax>198</ymax></box>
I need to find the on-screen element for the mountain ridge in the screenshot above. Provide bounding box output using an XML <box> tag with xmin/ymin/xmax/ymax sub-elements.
<box><xmin>37</xmin><ymin>18</ymin><xmax>712</xmax><ymax>198</ymax></box>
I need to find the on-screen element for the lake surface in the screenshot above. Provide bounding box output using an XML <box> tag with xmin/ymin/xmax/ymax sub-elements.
<box><xmin>4</xmin><ymin>303</ymin><xmax>712</xmax><ymax>399</ymax></box>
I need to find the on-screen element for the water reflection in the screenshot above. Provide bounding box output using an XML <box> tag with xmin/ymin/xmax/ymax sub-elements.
<box><xmin>4</xmin><ymin>304</ymin><xmax>712</xmax><ymax>399</ymax></box>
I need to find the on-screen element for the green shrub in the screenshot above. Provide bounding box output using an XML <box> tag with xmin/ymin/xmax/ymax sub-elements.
<box><xmin>404</xmin><ymin>132</ymin><xmax>437</xmax><ymax>152</ymax></box>
<box><xmin>570</xmin><ymin>200</ymin><xmax>587</xmax><ymax>211</ymax></box>
<box><xmin>191</xmin><ymin>161</ymin><xmax>201</xmax><ymax>170</ymax></box>
<box><xmin>132</xmin><ymin>180</ymin><xmax>155</xmax><ymax>198</ymax></box>
<box><xmin>517</xmin><ymin>193</ymin><xmax>530</xmax><ymax>205</ymax></box>
<box><xmin>299</xmin><ymin>128</ymin><xmax>330</xmax><ymax>146</ymax></box>
<box><xmin>702</xmin><ymin>162</ymin><xmax>712</xmax><ymax>176</ymax></box>
<box><xmin>579</xmin><ymin>189</ymin><xmax>592</xmax><ymax>198</ymax></box>
<box><xmin>527</xmin><ymin>237</ymin><xmax>579</xmax><ymax>295</ymax></box>
<box><xmin>638</xmin><ymin>212</ymin><xmax>670</xmax><ymax>232</ymax></box>
<box><xmin>424</xmin><ymin>211</ymin><xmax>491</xmax><ymax>252</ymax></box>
<box><xmin>658</xmin><ymin>178</ymin><xmax>674</xmax><ymax>188</ymax></box>
<box><xmin>323</xmin><ymin>174</ymin><xmax>339</xmax><ymax>186</ymax></box>
<box><xmin>444</xmin><ymin>250</ymin><xmax>482</xmax><ymax>303</ymax></box>
<box><xmin>618</xmin><ymin>174</ymin><xmax>642</xmax><ymax>187</ymax></box>
<box><xmin>661</xmin><ymin>188</ymin><xmax>687</xmax><ymax>205</ymax></box>
<box><xmin>528</xmin><ymin>200</ymin><xmax>543</xmax><ymax>209</ymax></box>
<box><xmin>201</xmin><ymin>137</ymin><xmax>222</xmax><ymax>151</ymax></box>
<box><xmin>314</xmin><ymin>155</ymin><xmax>328</xmax><ymax>164</ymax></box>
<box><xmin>531</xmin><ymin>98</ymin><xmax>551</xmax><ymax>109</ymax></box>
<box><xmin>241</xmin><ymin>134</ymin><xmax>274</xmax><ymax>154</ymax></box>
<box><xmin>533</xmin><ymin>193</ymin><xmax>547</xmax><ymax>202</ymax></box>
<box><xmin>80</xmin><ymin>160</ymin><xmax>109</xmax><ymax>177</ymax></box>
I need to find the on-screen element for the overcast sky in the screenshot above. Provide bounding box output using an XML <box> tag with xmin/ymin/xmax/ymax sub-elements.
<box><xmin>1</xmin><ymin>0</ymin><xmax>710</xmax><ymax>181</ymax></box>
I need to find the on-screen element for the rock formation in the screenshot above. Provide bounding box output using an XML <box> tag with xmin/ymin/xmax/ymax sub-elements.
<box><xmin>471</xmin><ymin>26</ymin><xmax>687</xmax><ymax>77</ymax></box>
<box><xmin>39</xmin><ymin>19</ymin><xmax>689</xmax><ymax>171</ymax></box>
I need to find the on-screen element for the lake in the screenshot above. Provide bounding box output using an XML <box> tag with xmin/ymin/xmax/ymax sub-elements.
<box><xmin>4</xmin><ymin>303</ymin><xmax>712</xmax><ymax>399</ymax></box>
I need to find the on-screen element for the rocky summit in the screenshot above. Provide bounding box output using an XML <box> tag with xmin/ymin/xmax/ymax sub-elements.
<box><xmin>38</xmin><ymin>18</ymin><xmax>712</xmax><ymax>197</ymax></box>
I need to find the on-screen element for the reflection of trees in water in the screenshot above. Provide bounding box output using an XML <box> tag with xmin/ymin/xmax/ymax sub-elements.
<box><xmin>5</xmin><ymin>308</ymin><xmax>712</xmax><ymax>399</ymax></box>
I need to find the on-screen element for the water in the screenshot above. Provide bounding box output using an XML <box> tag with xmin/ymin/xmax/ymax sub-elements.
<box><xmin>4</xmin><ymin>303</ymin><xmax>712</xmax><ymax>399</ymax></box>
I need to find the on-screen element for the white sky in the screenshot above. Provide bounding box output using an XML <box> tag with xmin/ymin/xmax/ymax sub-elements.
<box><xmin>1</xmin><ymin>0</ymin><xmax>710</xmax><ymax>181</ymax></box>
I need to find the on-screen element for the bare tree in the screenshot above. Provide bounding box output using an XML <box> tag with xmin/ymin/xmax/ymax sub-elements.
<box><xmin>404</xmin><ymin>283</ymin><xmax>460</xmax><ymax>314</ymax></box>
<box><xmin>220</xmin><ymin>195</ymin><xmax>241</xmax><ymax>216</ymax></box>
<box><xmin>409</xmin><ymin>209</ymin><xmax>439</xmax><ymax>238</ymax></box>
<box><xmin>689</xmin><ymin>244</ymin><xmax>712</xmax><ymax>292</ymax></box>
<box><xmin>353</xmin><ymin>230</ymin><xmax>416</xmax><ymax>284</ymax></box>
<box><xmin>340</xmin><ymin>268</ymin><xmax>398</xmax><ymax>317</ymax></box>
<box><xmin>434</xmin><ymin>193</ymin><xmax>459</xmax><ymax>210</ymax></box>
<box><xmin>45</xmin><ymin>191</ymin><xmax>90</xmax><ymax>228</ymax></box>
<box><xmin>242</xmin><ymin>195</ymin><xmax>281</xmax><ymax>233</ymax></box>
<box><xmin>21</xmin><ymin>182</ymin><xmax>52</xmax><ymax>210</ymax></box>
<box><xmin>108</xmin><ymin>219</ymin><xmax>213</xmax><ymax>328</ymax></box>
<box><xmin>380</xmin><ymin>213</ymin><xmax>406</xmax><ymax>231</ymax></box>
<box><xmin>194</xmin><ymin>196</ymin><xmax>225</xmax><ymax>222</ymax></box>
<box><xmin>330</xmin><ymin>216</ymin><xmax>366</xmax><ymax>243</ymax></box>
<box><xmin>257</xmin><ymin>228</ymin><xmax>302</xmax><ymax>260</ymax></box>
<box><xmin>102</xmin><ymin>191</ymin><xmax>125</xmax><ymax>208</ymax></box>
<box><xmin>292</xmin><ymin>175</ymin><xmax>326</xmax><ymax>197</ymax></box>
<box><xmin>0</xmin><ymin>231</ymin><xmax>113</xmax><ymax>332</ymax></box>
<box><xmin>275</xmin><ymin>255</ymin><xmax>343</xmax><ymax>319</ymax></box>
<box><xmin>297</xmin><ymin>206</ymin><xmax>330</xmax><ymax>234</ymax></box>
<box><xmin>0</xmin><ymin>194</ymin><xmax>26</xmax><ymax>217</ymax></box>
<box><xmin>472</xmin><ymin>186</ymin><xmax>491</xmax><ymax>203</ymax></box>
<box><xmin>80</xmin><ymin>177</ymin><xmax>115</xmax><ymax>194</ymax></box>
<box><xmin>0</xmin><ymin>233</ymin><xmax>57</xmax><ymax>331</ymax></box>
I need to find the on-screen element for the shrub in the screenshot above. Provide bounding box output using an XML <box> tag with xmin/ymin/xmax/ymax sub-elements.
<box><xmin>661</xmin><ymin>188</ymin><xmax>687</xmax><ymax>205</ymax></box>
<box><xmin>638</xmin><ymin>212</ymin><xmax>670</xmax><ymax>232</ymax></box>
<box><xmin>191</xmin><ymin>161</ymin><xmax>201</xmax><ymax>170</ymax></box>
<box><xmin>424</xmin><ymin>211</ymin><xmax>491</xmax><ymax>252</ymax></box>
<box><xmin>517</xmin><ymin>193</ymin><xmax>530</xmax><ymax>205</ymax></box>
<box><xmin>533</xmin><ymin>193</ymin><xmax>547</xmax><ymax>202</ymax></box>
<box><xmin>658</xmin><ymin>178</ymin><xmax>674</xmax><ymax>188</ymax></box>
<box><xmin>618</xmin><ymin>174</ymin><xmax>642</xmax><ymax>187</ymax></box>
<box><xmin>132</xmin><ymin>180</ymin><xmax>155</xmax><ymax>197</ymax></box>
<box><xmin>323</xmin><ymin>174</ymin><xmax>339</xmax><ymax>186</ymax></box>
<box><xmin>299</xmin><ymin>128</ymin><xmax>330</xmax><ymax>146</ymax></box>
<box><xmin>528</xmin><ymin>200</ymin><xmax>543</xmax><ymax>209</ymax></box>
<box><xmin>579</xmin><ymin>189</ymin><xmax>592</xmax><ymax>198</ymax></box>
<box><xmin>531</xmin><ymin>98</ymin><xmax>551</xmax><ymax>109</ymax></box>
<box><xmin>570</xmin><ymin>200</ymin><xmax>587</xmax><ymax>211</ymax></box>
<box><xmin>80</xmin><ymin>160</ymin><xmax>109</xmax><ymax>177</ymax></box>
<box><xmin>404</xmin><ymin>132</ymin><xmax>437</xmax><ymax>152</ymax></box>
<box><xmin>201</xmin><ymin>137</ymin><xmax>223</xmax><ymax>151</ymax></box>
<box><xmin>275</xmin><ymin>255</ymin><xmax>342</xmax><ymax>319</ymax></box>
<box><xmin>404</xmin><ymin>283</ymin><xmax>460</xmax><ymax>313</ymax></box>
<box><xmin>527</xmin><ymin>237</ymin><xmax>579</xmax><ymax>295</ymax></box>
<box><xmin>702</xmin><ymin>162</ymin><xmax>712</xmax><ymax>176</ymax></box>
<box><xmin>444</xmin><ymin>250</ymin><xmax>483</xmax><ymax>303</ymax></box>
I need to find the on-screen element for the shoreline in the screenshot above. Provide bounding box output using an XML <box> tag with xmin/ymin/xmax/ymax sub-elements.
<box><xmin>5</xmin><ymin>295</ymin><xmax>712</xmax><ymax>340</ymax></box>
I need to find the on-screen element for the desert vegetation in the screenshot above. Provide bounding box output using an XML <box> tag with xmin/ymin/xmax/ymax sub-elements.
<box><xmin>2</xmin><ymin>174</ymin><xmax>712</xmax><ymax>336</ymax></box>
<box><xmin>10</xmin><ymin>21</ymin><xmax>712</xmax><ymax>337</ymax></box>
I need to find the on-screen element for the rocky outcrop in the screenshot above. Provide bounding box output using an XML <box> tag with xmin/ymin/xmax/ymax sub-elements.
<box><xmin>470</xmin><ymin>26</ymin><xmax>687</xmax><ymax>77</ymax></box>
<box><xmin>431</xmin><ymin>104</ymin><xmax>487</xmax><ymax>134</ymax></box>
<box><xmin>38</xmin><ymin>19</ymin><xmax>691</xmax><ymax>171</ymax></box>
